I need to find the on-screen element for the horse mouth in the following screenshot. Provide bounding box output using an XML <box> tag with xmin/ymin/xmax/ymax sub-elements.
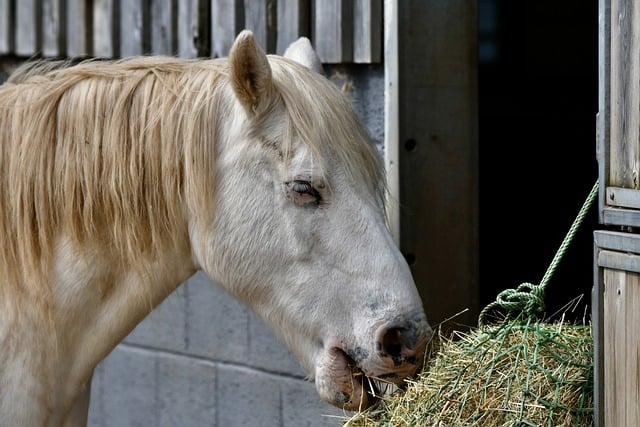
<box><xmin>316</xmin><ymin>346</ymin><xmax>414</xmax><ymax>411</ymax></box>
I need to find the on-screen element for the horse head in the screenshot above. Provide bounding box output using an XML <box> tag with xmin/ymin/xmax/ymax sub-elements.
<box><xmin>191</xmin><ymin>30</ymin><xmax>433</xmax><ymax>410</ymax></box>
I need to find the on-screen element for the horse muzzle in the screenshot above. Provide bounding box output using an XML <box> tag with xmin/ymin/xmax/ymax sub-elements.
<box><xmin>315</xmin><ymin>311</ymin><xmax>432</xmax><ymax>410</ymax></box>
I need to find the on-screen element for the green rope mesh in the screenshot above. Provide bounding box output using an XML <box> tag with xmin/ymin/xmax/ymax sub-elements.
<box><xmin>478</xmin><ymin>180</ymin><xmax>599</xmax><ymax>326</ymax></box>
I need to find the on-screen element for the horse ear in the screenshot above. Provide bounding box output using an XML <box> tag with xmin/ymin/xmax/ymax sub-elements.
<box><xmin>229</xmin><ymin>30</ymin><xmax>273</xmax><ymax>113</ymax></box>
<box><xmin>283</xmin><ymin>37</ymin><xmax>324</xmax><ymax>75</ymax></box>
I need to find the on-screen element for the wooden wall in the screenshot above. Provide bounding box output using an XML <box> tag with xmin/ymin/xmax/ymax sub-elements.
<box><xmin>0</xmin><ymin>0</ymin><xmax>381</xmax><ymax>62</ymax></box>
<box><xmin>596</xmin><ymin>0</ymin><xmax>640</xmax><ymax>425</ymax></box>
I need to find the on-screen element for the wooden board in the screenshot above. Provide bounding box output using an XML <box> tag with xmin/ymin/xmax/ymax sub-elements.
<box><xmin>603</xmin><ymin>268</ymin><xmax>640</xmax><ymax>426</ymax></box>
<box><xmin>42</xmin><ymin>0</ymin><xmax>64</xmax><ymax>56</ymax></box>
<box><xmin>120</xmin><ymin>0</ymin><xmax>147</xmax><ymax>56</ymax></box>
<box><xmin>0</xmin><ymin>0</ymin><xmax>13</xmax><ymax>54</ymax></box>
<box><xmin>397</xmin><ymin>0</ymin><xmax>479</xmax><ymax>329</ymax></box>
<box><xmin>609</xmin><ymin>0</ymin><xmax>640</xmax><ymax>189</ymax></box>
<box><xmin>276</xmin><ymin>0</ymin><xmax>309</xmax><ymax>55</ymax></box>
<box><xmin>151</xmin><ymin>0</ymin><xmax>174</xmax><ymax>55</ymax></box>
<box><xmin>66</xmin><ymin>0</ymin><xmax>90</xmax><ymax>57</ymax></box>
<box><xmin>15</xmin><ymin>0</ymin><xmax>39</xmax><ymax>56</ymax></box>
<box><xmin>353</xmin><ymin>0</ymin><xmax>381</xmax><ymax>63</ymax></box>
<box><xmin>93</xmin><ymin>0</ymin><xmax>117</xmax><ymax>57</ymax></box>
<box><xmin>313</xmin><ymin>0</ymin><xmax>353</xmax><ymax>63</ymax></box>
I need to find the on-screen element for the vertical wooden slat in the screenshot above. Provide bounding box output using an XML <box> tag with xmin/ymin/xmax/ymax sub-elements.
<box><xmin>604</xmin><ymin>269</ymin><xmax>640</xmax><ymax>426</ymax></box>
<box><xmin>15</xmin><ymin>0</ymin><xmax>40</xmax><ymax>56</ymax></box>
<box><xmin>610</xmin><ymin>0</ymin><xmax>640</xmax><ymax>189</ymax></box>
<box><xmin>592</xmin><ymin>241</ymin><xmax>605</xmax><ymax>427</ymax></box>
<box><xmin>313</xmin><ymin>0</ymin><xmax>353</xmax><ymax>63</ymax></box>
<box><xmin>353</xmin><ymin>0</ymin><xmax>381</xmax><ymax>63</ymax></box>
<box><xmin>210</xmin><ymin>0</ymin><xmax>242</xmax><ymax>58</ymax></box>
<box><xmin>42</xmin><ymin>0</ymin><xmax>65</xmax><ymax>57</ymax></box>
<box><xmin>0</xmin><ymin>0</ymin><xmax>14</xmax><ymax>54</ymax></box>
<box><xmin>67</xmin><ymin>0</ymin><xmax>90</xmax><ymax>57</ymax></box>
<box><xmin>93</xmin><ymin>0</ymin><xmax>117</xmax><ymax>57</ymax></box>
<box><xmin>120</xmin><ymin>0</ymin><xmax>147</xmax><ymax>56</ymax></box>
<box><xmin>177</xmin><ymin>0</ymin><xmax>200</xmax><ymax>57</ymax></box>
<box><xmin>276</xmin><ymin>0</ymin><xmax>309</xmax><ymax>55</ymax></box>
<box><xmin>598</xmin><ymin>0</ymin><xmax>611</xmax><ymax>226</ymax></box>
<box><xmin>243</xmin><ymin>0</ymin><xmax>276</xmax><ymax>53</ymax></box>
<box><xmin>151</xmin><ymin>0</ymin><xmax>175</xmax><ymax>55</ymax></box>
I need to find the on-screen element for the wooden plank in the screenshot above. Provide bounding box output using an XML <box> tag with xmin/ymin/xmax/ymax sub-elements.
<box><xmin>276</xmin><ymin>0</ymin><xmax>309</xmax><ymax>55</ymax></box>
<box><xmin>592</xmin><ymin>243</ymin><xmax>604</xmax><ymax>427</ymax></box>
<box><xmin>243</xmin><ymin>0</ymin><xmax>276</xmax><ymax>53</ymax></box>
<box><xmin>120</xmin><ymin>0</ymin><xmax>147</xmax><ymax>56</ymax></box>
<box><xmin>177</xmin><ymin>0</ymin><xmax>200</xmax><ymax>57</ymax></box>
<box><xmin>210</xmin><ymin>0</ymin><xmax>242</xmax><ymax>58</ymax></box>
<box><xmin>93</xmin><ymin>0</ymin><xmax>118</xmax><ymax>57</ymax></box>
<box><xmin>151</xmin><ymin>0</ymin><xmax>175</xmax><ymax>55</ymax></box>
<box><xmin>602</xmin><ymin>206</ymin><xmax>640</xmax><ymax>228</ymax></box>
<box><xmin>599</xmin><ymin>250</ymin><xmax>640</xmax><ymax>273</ymax></box>
<box><xmin>66</xmin><ymin>0</ymin><xmax>90</xmax><ymax>57</ymax></box>
<box><xmin>313</xmin><ymin>0</ymin><xmax>353</xmax><ymax>63</ymax></box>
<box><xmin>0</xmin><ymin>0</ymin><xmax>13</xmax><ymax>54</ymax></box>
<box><xmin>595</xmin><ymin>230</ymin><xmax>640</xmax><ymax>254</ymax></box>
<box><xmin>42</xmin><ymin>0</ymin><xmax>64</xmax><ymax>57</ymax></box>
<box><xmin>609</xmin><ymin>0</ymin><xmax>640</xmax><ymax>189</ymax></box>
<box><xmin>604</xmin><ymin>269</ymin><xmax>640</xmax><ymax>426</ymax></box>
<box><xmin>606</xmin><ymin>186</ymin><xmax>640</xmax><ymax>209</ymax></box>
<box><xmin>397</xmin><ymin>0</ymin><xmax>479</xmax><ymax>329</ymax></box>
<box><xmin>15</xmin><ymin>0</ymin><xmax>40</xmax><ymax>56</ymax></box>
<box><xmin>598</xmin><ymin>0</ymin><xmax>611</xmax><ymax>227</ymax></box>
<box><xmin>353</xmin><ymin>0</ymin><xmax>381</xmax><ymax>63</ymax></box>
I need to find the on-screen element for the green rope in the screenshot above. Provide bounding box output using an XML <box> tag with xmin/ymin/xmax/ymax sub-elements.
<box><xmin>478</xmin><ymin>180</ymin><xmax>599</xmax><ymax>326</ymax></box>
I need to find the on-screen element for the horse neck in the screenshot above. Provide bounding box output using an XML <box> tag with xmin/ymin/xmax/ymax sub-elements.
<box><xmin>0</xmin><ymin>234</ymin><xmax>198</xmax><ymax>424</ymax></box>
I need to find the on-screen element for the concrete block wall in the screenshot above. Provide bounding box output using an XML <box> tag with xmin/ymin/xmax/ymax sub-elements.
<box><xmin>87</xmin><ymin>65</ymin><xmax>385</xmax><ymax>427</ymax></box>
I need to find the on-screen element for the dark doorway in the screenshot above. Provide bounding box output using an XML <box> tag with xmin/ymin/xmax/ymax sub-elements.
<box><xmin>478</xmin><ymin>1</ymin><xmax>599</xmax><ymax>322</ymax></box>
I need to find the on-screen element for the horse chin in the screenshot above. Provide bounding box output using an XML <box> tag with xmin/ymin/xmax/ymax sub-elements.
<box><xmin>315</xmin><ymin>347</ymin><xmax>379</xmax><ymax>411</ymax></box>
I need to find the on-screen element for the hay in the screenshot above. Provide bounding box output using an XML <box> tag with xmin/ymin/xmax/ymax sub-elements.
<box><xmin>344</xmin><ymin>318</ymin><xmax>593</xmax><ymax>427</ymax></box>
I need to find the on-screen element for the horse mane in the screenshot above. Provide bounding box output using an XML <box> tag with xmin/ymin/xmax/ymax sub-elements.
<box><xmin>0</xmin><ymin>54</ymin><xmax>385</xmax><ymax>285</ymax></box>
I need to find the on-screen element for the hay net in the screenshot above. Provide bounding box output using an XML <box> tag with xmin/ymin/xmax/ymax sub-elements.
<box><xmin>345</xmin><ymin>181</ymin><xmax>598</xmax><ymax>427</ymax></box>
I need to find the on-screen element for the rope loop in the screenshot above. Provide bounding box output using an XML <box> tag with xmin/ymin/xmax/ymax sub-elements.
<box><xmin>479</xmin><ymin>282</ymin><xmax>545</xmax><ymax>326</ymax></box>
<box><xmin>478</xmin><ymin>181</ymin><xmax>599</xmax><ymax>327</ymax></box>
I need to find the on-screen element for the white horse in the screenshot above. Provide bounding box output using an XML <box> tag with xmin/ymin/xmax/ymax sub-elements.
<box><xmin>0</xmin><ymin>30</ymin><xmax>432</xmax><ymax>425</ymax></box>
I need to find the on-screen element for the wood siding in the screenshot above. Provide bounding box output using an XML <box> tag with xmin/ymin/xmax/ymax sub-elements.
<box><xmin>0</xmin><ymin>0</ymin><xmax>381</xmax><ymax>62</ymax></box>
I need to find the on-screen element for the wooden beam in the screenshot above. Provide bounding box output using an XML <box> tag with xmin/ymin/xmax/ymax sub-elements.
<box><xmin>397</xmin><ymin>0</ymin><xmax>479</xmax><ymax>329</ymax></box>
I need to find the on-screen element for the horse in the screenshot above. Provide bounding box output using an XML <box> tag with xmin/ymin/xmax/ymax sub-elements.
<box><xmin>0</xmin><ymin>30</ymin><xmax>432</xmax><ymax>425</ymax></box>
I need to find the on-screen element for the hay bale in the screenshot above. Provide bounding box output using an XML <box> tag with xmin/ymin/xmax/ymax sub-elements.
<box><xmin>344</xmin><ymin>319</ymin><xmax>593</xmax><ymax>426</ymax></box>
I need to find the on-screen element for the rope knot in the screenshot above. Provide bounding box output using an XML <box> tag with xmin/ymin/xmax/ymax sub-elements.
<box><xmin>479</xmin><ymin>282</ymin><xmax>546</xmax><ymax>326</ymax></box>
<box><xmin>494</xmin><ymin>282</ymin><xmax>545</xmax><ymax>316</ymax></box>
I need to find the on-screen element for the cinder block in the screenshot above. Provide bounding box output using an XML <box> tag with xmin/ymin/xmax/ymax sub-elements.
<box><xmin>247</xmin><ymin>310</ymin><xmax>307</xmax><ymax>376</ymax></box>
<box><xmin>155</xmin><ymin>352</ymin><xmax>217</xmax><ymax>427</ymax></box>
<box><xmin>185</xmin><ymin>272</ymin><xmax>252</xmax><ymax>364</ymax></box>
<box><xmin>216</xmin><ymin>364</ymin><xmax>282</xmax><ymax>426</ymax></box>
<box><xmin>124</xmin><ymin>280</ymin><xmax>189</xmax><ymax>352</ymax></box>
<box><xmin>280</xmin><ymin>377</ymin><xmax>348</xmax><ymax>427</ymax></box>
<box><xmin>89</xmin><ymin>345</ymin><xmax>218</xmax><ymax>426</ymax></box>
<box><xmin>89</xmin><ymin>345</ymin><xmax>158</xmax><ymax>426</ymax></box>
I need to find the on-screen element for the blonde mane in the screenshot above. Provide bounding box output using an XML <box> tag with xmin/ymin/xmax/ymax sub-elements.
<box><xmin>0</xmin><ymin>55</ymin><xmax>385</xmax><ymax>286</ymax></box>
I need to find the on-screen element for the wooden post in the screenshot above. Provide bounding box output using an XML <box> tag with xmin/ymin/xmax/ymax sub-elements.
<box><xmin>397</xmin><ymin>0</ymin><xmax>479</xmax><ymax>329</ymax></box>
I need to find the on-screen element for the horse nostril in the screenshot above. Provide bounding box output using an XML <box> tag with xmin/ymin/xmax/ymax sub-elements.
<box><xmin>380</xmin><ymin>327</ymin><xmax>407</xmax><ymax>359</ymax></box>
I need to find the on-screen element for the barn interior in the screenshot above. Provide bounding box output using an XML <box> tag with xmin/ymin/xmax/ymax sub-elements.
<box><xmin>478</xmin><ymin>0</ymin><xmax>599</xmax><ymax>322</ymax></box>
